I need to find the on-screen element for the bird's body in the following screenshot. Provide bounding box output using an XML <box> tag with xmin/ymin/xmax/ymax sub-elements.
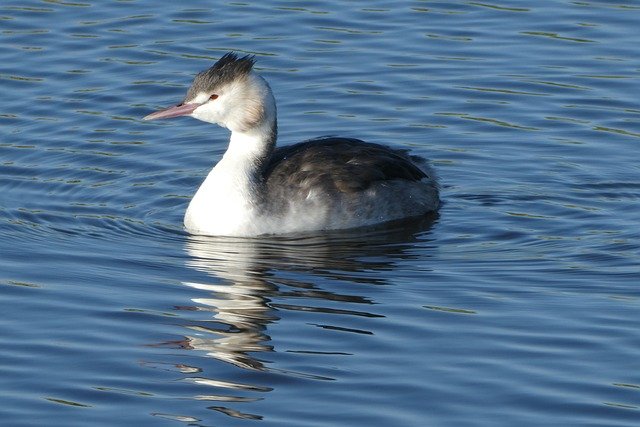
<box><xmin>144</xmin><ymin>53</ymin><xmax>439</xmax><ymax>237</ymax></box>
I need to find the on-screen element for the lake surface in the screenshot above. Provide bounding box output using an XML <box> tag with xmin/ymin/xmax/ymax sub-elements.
<box><xmin>1</xmin><ymin>1</ymin><xmax>639</xmax><ymax>426</ymax></box>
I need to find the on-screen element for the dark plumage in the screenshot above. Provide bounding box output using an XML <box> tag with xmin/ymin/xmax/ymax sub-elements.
<box><xmin>264</xmin><ymin>137</ymin><xmax>428</xmax><ymax>194</ymax></box>
<box><xmin>260</xmin><ymin>137</ymin><xmax>436</xmax><ymax>223</ymax></box>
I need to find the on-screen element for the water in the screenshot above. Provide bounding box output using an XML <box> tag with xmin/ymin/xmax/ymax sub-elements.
<box><xmin>1</xmin><ymin>1</ymin><xmax>639</xmax><ymax>425</ymax></box>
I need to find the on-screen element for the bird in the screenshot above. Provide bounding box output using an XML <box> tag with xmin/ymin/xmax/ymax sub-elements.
<box><xmin>143</xmin><ymin>52</ymin><xmax>439</xmax><ymax>237</ymax></box>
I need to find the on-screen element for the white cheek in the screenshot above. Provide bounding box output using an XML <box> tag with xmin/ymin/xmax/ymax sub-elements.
<box><xmin>192</xmin><ymin>103</ymin><xmax>222</xmax><ymax>124</ymax></box>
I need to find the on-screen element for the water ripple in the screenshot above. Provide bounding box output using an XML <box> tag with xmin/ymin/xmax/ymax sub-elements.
<box><xmin>2</xmin><ymin>1</ymin><xmax>640</xmax><ymax>426</ymax></box>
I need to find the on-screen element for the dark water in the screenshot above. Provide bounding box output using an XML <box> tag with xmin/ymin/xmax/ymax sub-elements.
<box><xmin>1</xmin><ymin>1</ymin><xmax>639</xmax><ymax>426</ymax></box>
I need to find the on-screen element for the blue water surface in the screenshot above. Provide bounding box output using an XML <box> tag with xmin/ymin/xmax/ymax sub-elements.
<box><xmin>1</xmin><ymin>1</ymin><xmax>639</xmax><ymax>426</ymax></box>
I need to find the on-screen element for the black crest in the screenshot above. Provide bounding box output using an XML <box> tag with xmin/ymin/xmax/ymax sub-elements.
<box><xmin>185</xmin><ymin>52</ymin><xmax>256</xmax><ymax>100</ymax></box>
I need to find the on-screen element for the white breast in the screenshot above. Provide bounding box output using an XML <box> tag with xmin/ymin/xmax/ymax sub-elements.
<box><xmin>184</xmin><ymin>157</ymin><xmax>261</xmax><ymax>236</ymax></box>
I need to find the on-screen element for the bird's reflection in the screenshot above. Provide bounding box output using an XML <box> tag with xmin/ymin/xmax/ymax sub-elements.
<box><xmin>172</xmin><ymin>215</ymin><xmax>437</xmax><ymax>420</ymax></box>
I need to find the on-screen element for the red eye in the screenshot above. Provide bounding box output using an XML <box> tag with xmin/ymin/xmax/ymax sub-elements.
<box><xmin>209</xmin><ymin>94</ymin><xmax>219</xmax><ymax>100</ymax></box>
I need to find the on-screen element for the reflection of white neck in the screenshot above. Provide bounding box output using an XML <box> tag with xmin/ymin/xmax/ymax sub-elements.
<box><xmin>183</xmin><ymin>236</ymin><xmax>272</xmax><ymax>370</ymax></box>
<box><xmin>184</xmin><ymin>121</ymin><xmax>276</xmax><ymax>237</ymax></box>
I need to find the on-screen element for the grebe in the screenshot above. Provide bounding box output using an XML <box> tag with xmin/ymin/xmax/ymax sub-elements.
<box><xmin>143</xmin><ymin>53</ymin><xmax>439</xmax><ymax>237</ymax></box>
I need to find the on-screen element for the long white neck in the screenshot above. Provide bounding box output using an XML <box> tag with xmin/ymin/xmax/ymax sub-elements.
<box><xmin>184</xmin><ymin>119</ymin><xmax>277</xmax><ymax>236</ymax></box>
<box><xmin>224</xmin><ymin>121</ymin><xmax>277</xmax><ymax>169</ymax></box>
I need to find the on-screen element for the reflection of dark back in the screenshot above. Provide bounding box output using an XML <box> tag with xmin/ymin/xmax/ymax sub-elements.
<box><xmin>179</xmin><ymin>214</ymin><xmax>437</xmax><ymax>372</ymax></box>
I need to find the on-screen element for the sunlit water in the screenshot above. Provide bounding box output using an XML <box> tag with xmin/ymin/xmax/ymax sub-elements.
<box><xmin>1</xmin><ymin>1</ymin><xmax>639</xmax><ymax>426</ymax></box>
